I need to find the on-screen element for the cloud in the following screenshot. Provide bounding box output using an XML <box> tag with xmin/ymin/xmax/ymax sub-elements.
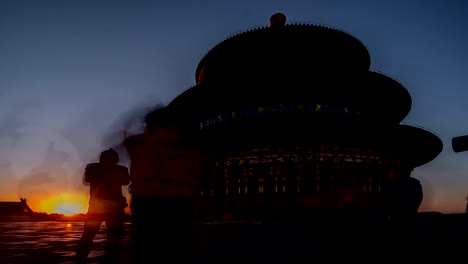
<box><xmin>18</xmin><ymin>172</ymin><xmax>56</xmax><ymax>188</ymax></box>
<box><xmin>0</xmin><ymin>161</ymin><xmax>20</xmax><ymax>200</ymax></box>
<box><xmin>61</xmin><ymin>94</ymin><xmax>163</xmax><ymax>166</ymax></box>
<box><xmin>17</xmin><ymin>143</ymin><xmax>70</xmax><ymax>197</ymax></box>
<box><xmin>101</xmin><ymin>102</ymin><xmax>165</xmax><ymax>166</ymax></box>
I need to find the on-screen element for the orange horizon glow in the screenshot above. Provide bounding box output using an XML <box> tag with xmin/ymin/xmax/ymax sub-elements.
<box><xmin>38</xmin><ymin>192</ymin><xmax>88</xmax><ymax>215</ymax></box>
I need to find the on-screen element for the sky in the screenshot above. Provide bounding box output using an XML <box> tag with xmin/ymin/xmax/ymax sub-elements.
<box><xmin>0</xmin><ymin>0</ymin><xmax>467</xmax><ymax>214</ymax></box>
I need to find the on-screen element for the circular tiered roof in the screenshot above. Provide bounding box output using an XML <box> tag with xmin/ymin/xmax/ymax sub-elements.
<box><xmin>195</xmin><ymin>19</ymin><xmax>371</xmax><ymax>84</ymax></box>
<box><xmin>166</xmin><ymin>13</ymin><xmax>443</xmax><ymax>168</ymax></box>
<box><xmin>388</xmin><ymin>124</ymin><xmax>443</xmax><ymax>167</ymax></box>
<box><xmin>353</xmin><ymin>71</ymin><xmax>412</xmax><ymax>124</ymax></box>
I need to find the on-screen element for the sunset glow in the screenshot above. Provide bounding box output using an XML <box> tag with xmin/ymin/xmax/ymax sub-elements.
<box><xmin>38</xmin><ymin>193</ymin><xmax>88</xmax><ymax>215</ymax></box>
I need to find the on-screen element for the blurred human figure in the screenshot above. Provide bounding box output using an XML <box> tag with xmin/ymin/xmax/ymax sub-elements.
<box><xmin>121</xmin><ymin>195</ymin><xmax>128</xmax><ymax>214</ymax></box>
<box><xmin>380</xmin><ymin>167</ymin><xmax>423</xmax><ymax>258</ymax></box>
<box><xmin>383</xmin><ymin>168</ymin><xmax>423</xmax><ymax>225</ymax></box>
<box><xmin>124</xmin><ymin>106</ymin><xmax>214</xmax><ymax>264</ymax></box>
<box><xmin>75</xmin><ymin>148</ymin><xmax>130</xmax><ymax>263</ymax></box>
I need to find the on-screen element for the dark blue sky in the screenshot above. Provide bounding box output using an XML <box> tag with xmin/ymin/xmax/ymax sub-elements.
<box><xmin>0</xmin><ymin>0</ymin><xmax>467</xmax><ymax>213</ymax></box>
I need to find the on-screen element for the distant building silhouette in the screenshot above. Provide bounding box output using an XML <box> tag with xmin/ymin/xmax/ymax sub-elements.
<box><xmin>150</xmin><ymin>13</ymin><xmax>443</xmax><ymax>222</ymax></box>
<box><xmin>0</xmin><ymin>198</ymin><xmax>37</xmax><ymax>222</ymax></box>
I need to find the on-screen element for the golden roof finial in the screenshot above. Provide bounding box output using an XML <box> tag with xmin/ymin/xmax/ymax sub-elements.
<box><xmin>269</xmin><ymin>13</ymin><xmax>286</xmax><ymax>27</ymax></box>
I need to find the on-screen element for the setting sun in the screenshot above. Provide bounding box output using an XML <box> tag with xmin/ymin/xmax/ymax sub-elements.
<box><xmin>39</xmin><ymin>193</ymin><xmax>88</xmax><ymax>215</ymax></box>
<box><xmin>55</xmin><ymin>203</ymin><xmax>84</xmax><ymax>215</ymax></box>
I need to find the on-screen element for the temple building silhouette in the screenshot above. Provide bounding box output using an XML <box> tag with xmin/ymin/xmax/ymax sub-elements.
<box><xmin>151</xmin><ymin>13</ymin><xmax>443</xmax><ymax>221</ymax></box>
<box><xmin>0</xmin><ymin>198</ymin><xmax>37</xmax><ymax>222</ymax></box>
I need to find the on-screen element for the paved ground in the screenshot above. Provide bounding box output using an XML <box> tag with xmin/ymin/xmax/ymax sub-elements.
<box><xmin>0</xmin><ymin>221</ymin><xmax>115</xmax><ymax>264</ymax></box>
<box><xmin>1</xmin><ymin>219</ymin><xmax>467</xmax><ymax>263</ymax></box>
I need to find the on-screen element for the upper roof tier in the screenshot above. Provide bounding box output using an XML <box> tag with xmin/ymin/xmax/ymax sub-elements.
<box><xmin>169</xmin><ymin>69</ymin><xmax>412</xmax><ymax>125</ymax></box>
<box><xmin>195</xmin><ymin>14</ymin><xmax>371</xmax><ymax>84</ymax></box>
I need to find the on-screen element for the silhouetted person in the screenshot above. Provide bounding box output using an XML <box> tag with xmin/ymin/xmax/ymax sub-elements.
<box><xmin>75</xmin><ymin>148</ymin><xmax>130</xmax><ymax>263</ymax></box>
<box><xmin>121</xmin><ymin>195</ymin><xmax>128</xmax><ymax>213</ymax></box>
<box><xmin>380</xmin><ymin>168</ymin><xmax>423</xmax><ymax>258</ymax></box>
<box><xmin>124</xmin><ymin>106</ymin><xmax>214</xmax><ymax>264</ymax></box>
<box><xmin>383</xmin><ymin>171</ymin><xmax>423</xmax><ymax>226</ymax></box>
